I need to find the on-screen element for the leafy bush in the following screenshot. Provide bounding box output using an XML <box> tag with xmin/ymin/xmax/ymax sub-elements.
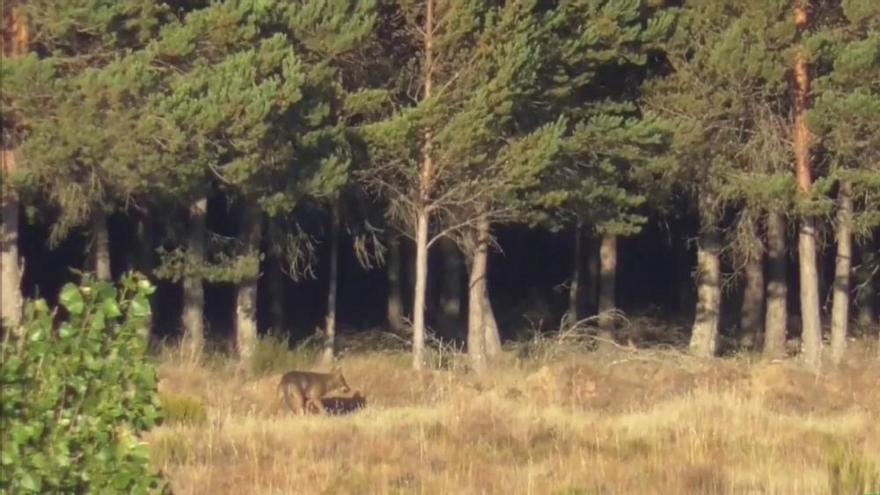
<box><xmin>0</xmin><ymin>274</ymin><xmax>170</xmax><ymax>493</ymax></box>
<box><xmin>159</xmin><ymin>393</ymin><xmax>207</xmax><ymax>426</ymax></box>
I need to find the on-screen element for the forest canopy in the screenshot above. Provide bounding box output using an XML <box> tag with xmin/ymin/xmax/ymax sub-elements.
<box><xmin>1</xmin><ymin>0</ymin><xmax>878</xmax><ymax>372</ymax></box>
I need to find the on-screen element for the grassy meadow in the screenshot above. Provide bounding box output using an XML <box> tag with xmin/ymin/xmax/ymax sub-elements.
<box><xmin>148</xmin><ymin>332</ymin><xmax>880</xmax><ymax>495</ymax></box>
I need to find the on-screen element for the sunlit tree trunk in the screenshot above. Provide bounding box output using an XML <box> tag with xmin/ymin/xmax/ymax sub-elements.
<box><xmin>764</xmin><ymin>211</ymin><xmax>789</xmax><ymax>359</ymax></box>
<box><xmin>480</xmin><ymin>216</ymin><xmax>501</xmax><ymax>358</ymax></box>
<box><xmin>830</xmin><ymin>182</ymin><xmax>853</xmax><ymax>364</ymax></box>
<box><xmin>598</xmin><ymin>233</ymin><xmax>617</xmax><ymax>336</ymax></box>
<box><xmin>1</xmin><ymin>151</ymin><xmax>22</xmax><ymax>330</ymax></box>
<box><xmin>92</xmin><ymin>209</ymin><xmax>112</xmax><ymax>281</ymax></box>
<box><xmin>412</xmin><ymin>0</ymin><xmax>435</xmax><ymax>371</ymax></box>
<box><xmin>793</xmin><ymin>1</ymin><xmax>822</xmax><ymax>369</ymax></box>
<box><xmin>740</xmin><ymin>216</ymin><xmax>765</xmax><ymax>349</ymax></box>
<box><xmin>322</xmin><ymin>203</ymin><xmax>341</xmax><ymax>365</ymax></box>
<box><xmin>236</xmin><ymin>202</ymin><xmax>262</xmax><ymax>363</ymax></box>
<box><xmin>182</xmin><ymin>197</ymin><xmax>206</xmax><ymax>356</ymax></box>
<box><xmin>690</xmin><ymin>200</ymin><xmax>722</xmax><ymax>358</ymax></box>
<box><xmin>413</xmin><ymin>210</ymin><xmax>429</xmax><ymax>370</ymax></box>
<box><xmin>0</xmin><ymin>3</ymin><xmax>28</xmax><ymax>331</ymax></box>
<box><xmin>467</xmin><ymin>215</ymin><xmax>490</xmax><ymax>373</ymax></box>
<box><xmin>387</xmin><ymin>233</ymin><xmax>405</xmax><ymax>332</ymax></box>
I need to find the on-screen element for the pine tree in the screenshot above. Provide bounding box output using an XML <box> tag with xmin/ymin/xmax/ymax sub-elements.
<box><xmin>645</xmin><ymin>0</ymin><xmax>800</xmax><ymax>357</ymax></box>
<box><xmin>535</xmin><ymin>0</ymin><xmax>673</xmax><ymax>333</ymax></box>
<box><xmin>811</xmin><ymin>0</ymin><xmax>880</xmax><ymax>363</ymax></box>
<box><xmin>8</xmin><ymin>1</ymin><xmax>171</xmax><ymax>282</ymax></box>
<box><xmin>363</xmin><ymin>0</ymin><xmax>571</xmax><ymax>371</ymax></box>
<box><xmin>145</xmin><ymin>0</ymin><xmax>378</xmax><ymax>361</ymax></box>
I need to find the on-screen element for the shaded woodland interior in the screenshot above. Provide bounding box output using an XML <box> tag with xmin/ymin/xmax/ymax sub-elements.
<box><xmin>18</xmin><ymin>204</ymin><xmax>877</xmax><ymax>347</ymax></box>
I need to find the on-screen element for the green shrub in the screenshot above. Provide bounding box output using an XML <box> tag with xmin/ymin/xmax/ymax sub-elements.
<box><xmin>160</xmin><ymin>393</ymin><xmax>208</xmax><ymax>426</ymax></box>
<box><xmin>0</xmin><ymin>274</ymin><xmax>170</xmax><ymax>493</ymax></box>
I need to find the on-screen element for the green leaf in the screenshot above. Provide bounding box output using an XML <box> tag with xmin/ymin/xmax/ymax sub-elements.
<box><xmin>102</xmin><ymin>298</ymin><xmax>123</xmax><ymax>319</ymax></box>
<box><xmin>130</xmin><ymin>295</ymin><xmax>151</xmax><ymax>319</ymax></box>
<box><xmin>19</xmin><ymin>472</ymin><xmax>39</xmax><ymax>492</ymax></box>
<box><xmin>59</xmin><ymin>284</ymin><xmax>85</xmax><ymax>315</ymax></box>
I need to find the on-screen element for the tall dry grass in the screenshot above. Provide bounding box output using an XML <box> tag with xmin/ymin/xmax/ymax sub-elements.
<box><xmin>147</xmin><ymin>336</ymin><xmax>880</xmax><ymax>495</ymax></box>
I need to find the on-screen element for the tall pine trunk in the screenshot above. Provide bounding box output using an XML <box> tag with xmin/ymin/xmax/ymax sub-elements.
<box><xmin>1</xmin><ymin>3</ymin><xmax>28</xmax><ymax>330</ymax></box>
<box><xmin>412</xmin><ymin>209</ymin><xmax>429</xmax><ymax>370</ymax></box>
<box><xmin>598</xmin><ymin>233</ymin><xmax>617</xmax><ymax>336</ymax></box>
<box><xmin>236</xmin><ymin>202</ymin><xmax>262</xmax><ymax>363</ymax></box>
<box><xmin>1</xmin><ymin>154</ymin><xmax>22</xmax><ymax>329</ymax></box>
<box><xmin>92</xmin><ymin>209</ymin><xmax>112</xmax><ymax>281</ymax></box>
<box><xmin>855</xmin><ymin>237</ymin><xmax>877</xmax><ymax>331</ymax></box>
<box><xmin>740</xmin><ymin>216</ymin><xmax>765</xmax><ymax>349</ymax></box>
<box><xmin>182</xmin><ymin>197</ymin><xmax>207</xmax><ymax>355</ymax></box>
<box><xmin>467</xmin><ymin>216</ymin><xmax>491</xmax><ymax>373</ymax></box>
<box><xmin>480</xmin><ymin>216</ymin><xmax>501</xmax><ymax>358</ymax></box>
<box><xmin>830</xmin><ymin>181</ymin><xmax>853</xmax><ymax>364</ymax></box>
<box><xmin>412</xmin><ymin>0</ymin><xmax>435</xmax><ymax>370</ymax></box>
<box><xmin>793</xmin><ymin>1</ymin><xmax>822</xmax><ymax>369</ymax></box>
<box><xmin>764</xmin><ymin>210</ymin><xmax>788</xmax><ymax>359</ymax></box>
<box><xmin>387</xmin><ymin>233</ymin><xmax>405</xmax><ymax>333</ymax></box>
<box><xmin>567</xmin><ymin>223</ymin><xmax>583</xmax><ymax>325</ymax></box>
<box><xmin>322</xmin><ymin>203</ymin><xmax>341</xmax><ymax>365</ymax></box>
<box><xmin>690</xmin><ymin>203</ymin><xmax>722</xmax><ymax>357</ymax></box>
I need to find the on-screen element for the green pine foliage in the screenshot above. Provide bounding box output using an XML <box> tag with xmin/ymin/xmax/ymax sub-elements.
<box><xmin>0</xmin><ymin>274</ymin><xmax>168</xmax><ymax>494</ymax></box>
<box><xmin>811</xmin><ymin>0</ymin><xmax>880</xmax><ymax>236</ymax></box>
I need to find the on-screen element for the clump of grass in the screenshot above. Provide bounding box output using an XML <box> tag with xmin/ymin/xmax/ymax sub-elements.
<box><xmin>827</xmin><ymin>443</ymin><xmax>880</xmax><ymax>495</ymax></box>
<box><xmin>160</xmin><ymin>392</ymin><xmax>208</xmax><ymax>426</ymax></box>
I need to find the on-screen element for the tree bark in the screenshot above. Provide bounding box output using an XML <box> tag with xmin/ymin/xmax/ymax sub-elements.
<box><xmin>182</xmin><ymin>197</ymin><xmax>207</xmax><ymax>355</ymax></box>
<box><xmin>764</xmin><ymin>210</ymin><xmax>789</xmax><ymax>359</ymax></box>
<box><xmin>690</xmin><ymin>206</ymin><xmax>722</xmax><ymax>358</ymax></box>
<box><xmin>92</xmin><ymin>209</ymin><xmax>112</xmax><ymax>281</ymax></box>
<box><xmin>1</xmin><ymin>0</ymin><xmax>29</xmax><ymax>331</ymax></box>
<box><xmin>322</xmin><ymin>203</ymin><xmax>341</xmax><ymax>365</ymax></box>
<box><xmin>412</xmin><ymin>0</ymin><xmax>435</xmax><ymax>371</ymax></box>
<box><xmin>236</xmin><ymin>202</ymin><xmax>262</xmax><ymax>363</ymax></box>
<box><xmin>1</xmin><ymin>152</ymin><xmax>22</xmax><ymax>329</ymax></box>
<box><xmin>598</xmin><ymin>233</ymin><xmax>617</xmax><ymax>336</ymax></box>
<box><xmin>830</xmin><ymin>181</ymin><xmax>853</xmax><ymax>364</ymax></box>
<box><xmin>467</xmin><ymin>217</ymin><xmax>490</xmax><ymax>373</ymax></box>
<box><xmin>387</xmin><ymin>233</ymin><xmax>405</xmax><ymax>333</ymax></box>
<box><xmin>793</xmin><ymin>0</ymin><xmax>822</xmax><ymax>370</ymax></box>
<box><xmin>567</xmin><ymin>223</ymin><xmax>583</xmax><ymax>325</ymax></box>
<box><xmin>479</xmin><ymin>216</ymin><xmax>502</xmax><ymax>358</ymax></box>
<box><xmin>855</xmin><ymin>237</ymin><xmax>877</xmax><ymax>332</ymax></box>
<box><xmin>438</xmin><ymin>237</ymin><xmax>462</xmax><ymax>326</ymax></box>
<box><xmin>412</xmin><ymin>209</ymin><xmax>429</xmax><ymax>370</ymax></box>
<box><xmin>739</xmin><ymin>217</ymin><xmax>765</xmax><ymax>349</ymax></box>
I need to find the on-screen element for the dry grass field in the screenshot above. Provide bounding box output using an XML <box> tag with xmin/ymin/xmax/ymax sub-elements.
<box><xmin>147</xmin><ymin>334</ymin><xmax>880</xmax><ymax>495</ymax></box>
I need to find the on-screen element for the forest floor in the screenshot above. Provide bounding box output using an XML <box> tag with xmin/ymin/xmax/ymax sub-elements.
<box><xmin>147</xmin><ymin>331</ymin><xmax>880</xmax><ymax>495</ymax></box>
